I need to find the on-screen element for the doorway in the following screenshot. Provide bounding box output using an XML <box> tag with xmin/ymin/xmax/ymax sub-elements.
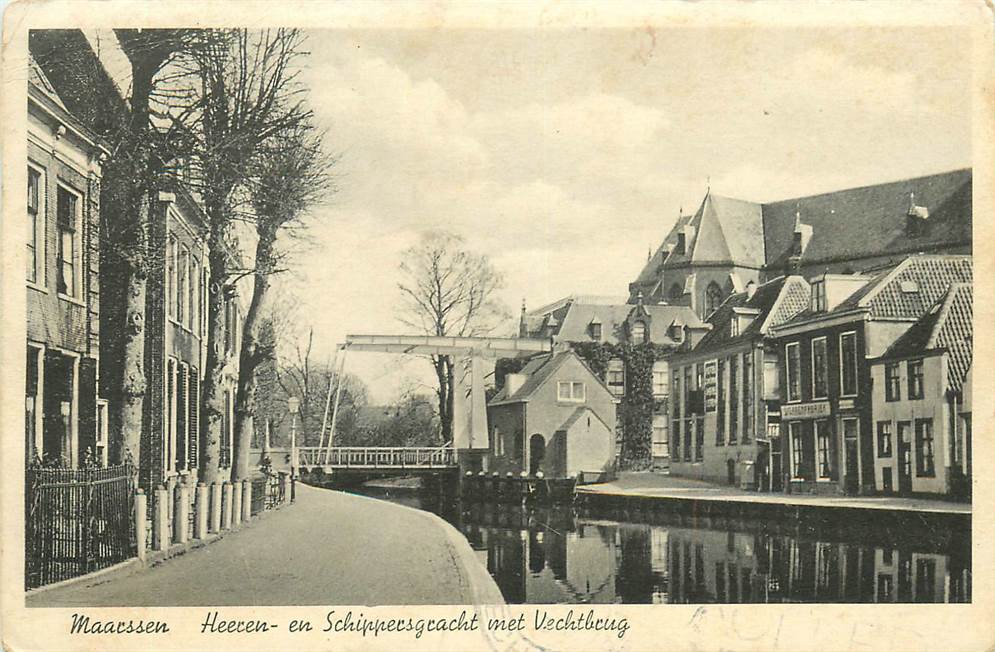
<box><xmin>726</xmin><ymin>459</ymin><xmax>736</xmax><ymax>485</ymax></box>
<box><xmin>897</xmin><ymin>421</ymin><xmax>912</xmax><ymax>495</ymax></box>
<box><xmin>529</xmin><ymin>434</ymin><xmax>545</xmax><ymax>476</ymax></box>
<box><xmin>841</xmin><ymin>417</ymin><xmax>860</xmax><ymax>494</ymax></box>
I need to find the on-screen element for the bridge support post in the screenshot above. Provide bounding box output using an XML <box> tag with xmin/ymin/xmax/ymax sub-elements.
<box><xmin>242</xmin><ymin>480</ymin><xmax>252</xmax><ymax>522</ymax></box>
<box><xmin>232</xmin><ymin>480</ymin><xmax>243</xmax><ymax>527</ymax></box>
<box><xmin>195</xmin><ymin>483</ymin><xmax>209</xmax><ymax>539</ymax></box>
<box><xmin>222</xmin><ymin>482</ymin><xmax>234</xmax><ymax>530</ymax></box>
<box><xmin>209</xmin><ymin>482</ymin><xmax>222</xmax><ymax>533</ymax></box>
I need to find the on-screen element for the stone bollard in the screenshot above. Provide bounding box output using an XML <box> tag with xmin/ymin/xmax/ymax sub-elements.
<box><xmin>242</xmin><ymin>480</ymin><xmax>252</xmax><ymax>522</ymax></box>
<box><xmin>232</xmin><ymin>480</ymin><xmax>243</xmax><ymax>527</ymax></box>
<box><xmin>195</xmin><ymin>483</ymin><xmax>209</xmax><ymax>539</ymax></box>
<box><xmin>172</xmin><ymin>483</ymin><xmax>188</xmax><ymax>544</ymax></box>
<box><xmin>134</xmin><ymin>490</ymin><xmax>147</xmax><ymax>561</ymax></box>
<box><xmin>209</xmin><ymin>482</ymin><xmax>223</xmax><ymax>533</ymax></box>
<box><xmin>153</xmin><ymin>486</ymin><xmax>169</xmax><ymax>551</ymax></box>
<box><xmin>222</xmin><ymin>482</ymin><xmax>234</xmax><ymax>530</ymax></box>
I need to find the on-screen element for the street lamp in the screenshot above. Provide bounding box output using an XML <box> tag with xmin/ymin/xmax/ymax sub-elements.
<box><xmin>287</xmin><ymin>397</ymin><xmax>300</xmax><ymax>480</ymax></box>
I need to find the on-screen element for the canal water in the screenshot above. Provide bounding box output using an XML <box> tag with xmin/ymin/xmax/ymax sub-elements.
<box><xmin>351</xmin><ymin>485</ymin><xmax>971</xmax><ymax>604</ymax></box>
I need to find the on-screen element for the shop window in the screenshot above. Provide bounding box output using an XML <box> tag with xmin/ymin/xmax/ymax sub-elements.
<box><xmin>877</xmin><ymin>421</ymin><xmax>893</xmax><ymax>457</ymax></box>
<box><xmin>915</xmin><ymin>418</ymin><xmax>934</xmax><ymax>477</ymax></box>
<box><xmin>885</xmin><ymin>362</ymin><xmax>901</xmax><ymax>401</ymax></box>
<box><xmin>907</xmin><ymin>359</ymin><xmax>924</xmax><ymax>400</ymax></box>
<box><xmin>815</xmin><ymin>420</ymin><xmax>831</xmax><ymax>479</ymax></box>
<box><xmin>789</xmin><ymin>422</ymin><xmax>804</xmax><ymax>479</ymax></box>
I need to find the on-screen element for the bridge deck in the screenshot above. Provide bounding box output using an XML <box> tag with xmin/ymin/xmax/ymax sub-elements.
<box><xmin>297</xmin><ymin>446</ymin><xmax>457</xmax><ymax>471</ymax></box>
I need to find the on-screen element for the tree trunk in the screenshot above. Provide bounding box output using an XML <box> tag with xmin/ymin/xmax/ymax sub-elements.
<box><xmin>444</xmin><ymin>357</ymin><xmax>454</xmax><ymax>444</ymax></box>
<box><xmin>108</xmin><ymin>60</ymin><xmax>157</xmax><ymax>472</ymax></box>
<box><xmin>232</xmin><ymin>230</ymin><xmax>276</xmax><ymax>480</ymax></box>
<box><xmin>433</xmin><ymin>356</ymin><xmax>452</xmax><ymax>443</ymax></box>
<box><xmin>199</xmin><ymin>207</ymin><xmax>230</xmax><ymax>485</ymax></box>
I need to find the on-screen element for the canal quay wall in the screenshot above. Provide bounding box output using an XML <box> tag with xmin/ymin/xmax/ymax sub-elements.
<box><xmin>576</xmin><ymin>473</ymin><xmax>970</xmax><ymax>543</ymax></box>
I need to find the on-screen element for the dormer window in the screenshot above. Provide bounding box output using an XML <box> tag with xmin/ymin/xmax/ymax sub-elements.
<box><xmin>811</xmin><ymin>280</ymin><xmax>827</xmax><ymax>312</ymax></box>
<box><xmin>589</xmin><ymin>319</ymin><xmax>602</xmax><ymax>340</ymax></box>
<box><xmin>669</xmin><ymin>320</ymin><xmax>684</xmax><ymax>342</ymax></box>
<box><xmin>631</xmin><ymin>321</ymin><xmax>647</xmax><ymax>343</ymax></box>
<box><xmin>730</xmin><ymin>317</ymin><xmax>740</xmax><ymax>337</ymax></box>
<box><xmin>676</xmin><ymin>232</ymin><xmax>686</xmax><ymax>255</ymax></box>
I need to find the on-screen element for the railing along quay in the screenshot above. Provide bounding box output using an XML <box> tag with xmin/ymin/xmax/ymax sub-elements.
<box><xmin>297</xmin><ymin>446</ymin><xmax>456</xmax><ymax>469</ymax></box>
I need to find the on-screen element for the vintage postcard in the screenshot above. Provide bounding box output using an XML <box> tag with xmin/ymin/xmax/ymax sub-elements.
<box><xmin>1</xmin><ymin>1</ymin><xmax>993</xmax><ymax>650</ymax></box>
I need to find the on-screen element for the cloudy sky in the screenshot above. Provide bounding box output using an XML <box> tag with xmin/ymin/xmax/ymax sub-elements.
<box><xmin>280</xmin><ymin>25</ymin><xmax>971</xmax><ymax>403</ymax></box>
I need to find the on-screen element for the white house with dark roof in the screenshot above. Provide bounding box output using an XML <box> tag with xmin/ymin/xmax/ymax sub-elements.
<box><xmin>869</xmin><ymin>283</ymin><xmax>972</xmax><ymax>497</ymax></box>
<box><xmin>631</xmin><ymin>170</ymin><xmax>972</xmax><ymax>320</ymax></box>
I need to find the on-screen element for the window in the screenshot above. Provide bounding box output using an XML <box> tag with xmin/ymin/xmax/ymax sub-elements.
<box><xmin>27</xmin><ymin>167</ymin><xmax>44</xmax><ymax>284</ymax></box>
<box><xmin>915</xmin><ymin>418</ymin><xmax>934</xmax><ymax>477</ymax></box>
<box><xmin>607</xmin><ymin>359</ymin><xmax>625</xmax><ymax>397</ymax></box>
<box><xmin>589</xmin><ymin>322</ymin><xmax>602</xmax><ymax>340</ymax></box>
<box><xmin>669</xmin><ymin>283</ymin><xmax>683</xmax><ymax>302</ymax></box>
<box><xmin>730</xmin><ymin>317</ymin><xmax>740</xmax><ymax>338</ymax></box>
<box><xmin>683</xmin><ymin>365</ymin><xmax>693</xmax><ymax>414</ymax></box>
<box><xmin>742</xmin><ymin>352</ymin><xmax>753</xmax><ymax>442</ymax></box>
<box><xmin>631</xmin><ymin>321</ymin><xmax>647</xmax><ymax>343</ymax></box>
<box><xmin>885</xmin><ymin>363</ymin><xmax>901</xmax><ymax>402</ymax></box>
<box><xmin>815</xmin><ymin>420</ymin><xmax>831</xmax><ymax>479</ymax></box>
<box><xmin>839</xmin><ymin>332</ymin><xmax>858</xmax><ymax>396</ymax></box>
<box><xmin>811</xmin><ymin>281</ymin><xmax>827</xmax><ymax>312</ymax></box>
<box><xmin>786</xmin><ymin>342</ymin><xmax>801</xmax><ymax>402</ymax></box>
<box><xmin>652</xmin><ymin>360</ymin><xmax>669</xmax><ymax>397</ymax></box>
<box><xmin>167</xmin><ymin>236</ymin><xmax>178</xmax><ymax>319</ymax></box>
<box><xmin>728</xmin><ymin>355</ymin><xmax>738</xmax><ymax>443</ymax></box>
<box><xmin>652</xmin><ymin>415</ymin><xmax>668</xmax><ymax>457</ymax></box>
<box><xmin>176</xmin><ymin>364</ymin><xmax>188</xmax><ymax>471</ymax></box>
<box><xmin>188</xmin><ymin>368</ymin><xmax>199</xmax><ymax>469</ymax></box>
<box><xmin>493</xmin><ymin>427</ymin><xmax>503</xmax><ymax>456</ymax></box>
<box><xmin>877</xmin><ymin>421</ymin><xmax>893</xmax><ymax>458</ymax></box>
<box><xmin>789</xmin><ymin>422</ymin><xmax>804</xmax><ymax>479</ymax></box>
<box><xmin>224</xmin><ymin>296</ymin><xmax>234</xmax><ymax>354</ymax></box>
<box><xmin>672</xmin><ymin>370</ymin><xmax>681</xmax><ymax>460</ymax></box>
<box><xmin>190</xmin><ymin>258</ymin><xmax>199</xmax><ymax>335</ymax></box>
<box><xmin>706</xmin><ymin>281</ymin><xmax>724</xmax><ymax>316</ymax></box>
<box><xmin>166</xmin><ymin>358</ymin><xmax>177</xmax><ymax>473</ymax></box>
<box><xmin>95</xmin><ymin>400</ymin><xmax>109</xmax><ymax>467</ymax></box>
<box><xmin>178</xmin><ymin>246</ymin><xmax>189</xmax><ymax>326</ymax></box>
<box><xmin>907</xmin><ymin>359</ymin><xmax>924</xmax><ymax>400</ymax></box>
<box><xmin>811</xmin><ymin>337</ymin><xmax>828</xmax><ymax>399</ymax></box>
<box><xmin>716</xmin><ymin>359</ymin><xmax>726</xmax><ymax>445</ymax></box>
<box><xmin>557</xmin><ymin>381</ymin><xmax>585</xmax><ymax>402</ymax></box>
<box><xmin>672</xmin><ymin>370</ymin><xmax>681</xmax><ymax>420</ymax></box>
<box><xmin>56</xmin><ymin>186</ymin><xmax>80</xmax><ymax>298</ymax></box>
<box><xmin>694</xmin><ymin>414</ymin><xmax>704</xmax><ymax>461</ymax></box>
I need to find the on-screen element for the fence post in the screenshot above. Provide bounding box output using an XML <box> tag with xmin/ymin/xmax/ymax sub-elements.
<box><xmin>195</xmin><ymin>483</ymin><xmax>209</xmax><ymax>539</ymax></box>
<box><xmin>134</xmin><ymin>490</ymin><xmax>147</xmax><ymax>562</ymax></box>
<box><xmin>242</xmin><ymin>480</ymin><xmax>253</xmax><ymax>521</ymax></box>
<box><xmin>209</xmin><ymin>482</ymin><xmax>222</xmax><ymax>533</ymax></box>
<box><xmin>153</xmin><ymin>486</ymin><xmax>169</xmax><ymax>551</ymax></box>
<box><xmin>232</xmin><ymin>480</ymin><xmax>243</xmax><ymax>527</ymax></box>
<box><xmin>222</xmin><ymin>482</ymin><xmax>234</xmax><ymax>530</ymax></box>
<box><xmin>173</xmin><ymin>484</ymin><xmax>188</xmax><ymax>544</ymax></box>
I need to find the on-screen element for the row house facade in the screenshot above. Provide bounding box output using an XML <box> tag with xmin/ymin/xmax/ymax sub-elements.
<box><xmin>768</xmin><ymin>255</ymin><xmax>972</xmax><ymax>496</ymax></box>
<box><xmin>25</xmin><ymin>57</ymin><xmax>109</xmax><ymax>468</ymax></box>
<box><xmin>667</xmin><ymin>275</ymin><xmax>810</xmax><ymax>489</ymax></box>
<box><xmin>30</xmin><ymin>31</ymin><xmax>245</xmax><ymax>493</ymax></box>
<box><xmin>630</xmin><ymin>169</ymin><xmax>972</xmax><ymax>321</ymax></box>
<box><xmin>519</xmin><ymin>295</ymin><xmax>708</xmax><ymax>468</ymax></box>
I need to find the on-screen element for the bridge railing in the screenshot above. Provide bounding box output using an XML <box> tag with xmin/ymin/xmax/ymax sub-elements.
<box><xmin>297</xmin><ymin>445</ymin><xmax>456</xmax><ymax>469</ymax></box>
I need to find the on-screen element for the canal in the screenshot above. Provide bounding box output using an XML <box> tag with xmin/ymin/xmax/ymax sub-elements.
<box><xmin>350</xmin><ymin>484</ymin><xmax>971</xmax><ymax>604</ymax></box>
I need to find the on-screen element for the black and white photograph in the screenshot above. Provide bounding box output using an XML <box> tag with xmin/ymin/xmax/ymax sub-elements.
<box><xmin>2</xmin><ymin>2</ymin><xmax>993</xmax><ymax>650</ymax></box>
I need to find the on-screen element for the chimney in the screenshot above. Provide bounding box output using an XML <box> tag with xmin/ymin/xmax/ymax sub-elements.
<box><xmin>518</xmin><ymin>299</ymin><xmax>528</xmax><ymax>337</ymax></box>
<box><xmin>504</xmin><ymin>373</ymin><xmax>527</xmax><ymax>397</ymax></box>
<box><xmin>907</xmin><ymin>192</ymin><xmax>929</xmax><ymax>237</ymax></box>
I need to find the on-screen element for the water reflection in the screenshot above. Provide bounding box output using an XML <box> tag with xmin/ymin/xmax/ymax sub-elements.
<box><xmin>353</xmin><ymin>488</ymin><xmax>970</xmax><ymax>604</ymax></box>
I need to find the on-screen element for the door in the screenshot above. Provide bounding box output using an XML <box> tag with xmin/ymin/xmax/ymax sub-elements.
<box><xmin>841</xmin><ymin>418</ymin><xmax>859</xmax><ymax>494</ymax></box>
<box><xmin>770</xmin><ymin>443</ymin><xmax>783</xmax><ymax>492</ymax></box>
<box><xmin>897</xmin><ymin>421</ymin><xmax>912</xmax><ymax>495</ymax></box>
<box><xmin>529</xmin><ymin>434</ymin><xmax>545</xmax><ymax>476</ymax></box>
<box><xmin>727</xmin><ymin>459</ymin><xmax>736</xmax><ymax>485</ymax></box>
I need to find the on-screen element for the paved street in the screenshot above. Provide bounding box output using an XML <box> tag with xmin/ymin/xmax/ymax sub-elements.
<box><xmin>28</xmin><ymin>484</ymin><xmax>503</xmax><ymax>607</ymax></box>
<box><xmin>579</xmin><ymin>472</ymin><xmax>972</xmax><ymax>515</ymax></box>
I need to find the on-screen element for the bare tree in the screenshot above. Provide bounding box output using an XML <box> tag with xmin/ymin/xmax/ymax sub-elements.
<box><xmin>187</xmin><ymin>29</ymin><xmax>314</xmax><ymax>484</ymax></box>
<box><xmin>397</xmin><ymin>231</ymin><xmax>509</xmax><ymax>442</ymax></box>
<box><xmin>231</xmin><ymin>124</ymin><xmax>334</xmax><ymax>480</ymax></box>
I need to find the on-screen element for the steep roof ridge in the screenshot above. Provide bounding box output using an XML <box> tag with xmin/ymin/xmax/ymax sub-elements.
<box><xmin>759</xmin><ymin>275</ymin><xmax>810</xmax><ymax>334</ymax></box>
<box><xmin>690</xmin><ymin>194</ymin><xmax>734</xmax><ymax>263</ymax></box>
<box><xmin>759</xmin><ymin>168</ymin><xmax>972</xmax><ymax>206</ymax></box>
<box><xmin>855</xmin><ymin>254</ymin><xmax>972</xmax><ymax>309</ymax></box>
<box><xmin>927</xmin><ymin>283</ymin><xmax>971</xmax><ymax>350</ymax></box>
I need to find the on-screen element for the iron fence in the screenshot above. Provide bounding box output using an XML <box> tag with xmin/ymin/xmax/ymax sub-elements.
<box><xmin>25</xmin><ymin>464</ymin><xmax>136</xmax><ymax>589</ymax></box>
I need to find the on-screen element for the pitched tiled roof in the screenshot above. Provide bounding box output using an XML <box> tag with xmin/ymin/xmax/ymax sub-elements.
<box><xmin>694</xmin><ymin>195</ymin><xmax>766</xmax><ymax>267</ymax></box>
<box><xmin>524</xmin><ymin>298</ymin><xmax>703</xmax><ymax>344</ymax></box>
<box><xmin>762</xmin><ymin>169</ymin><xmax>972</xmax><ymax>267</ymax></box>
<box><xmin>695</xmin><ymin>275</ymin><xmax>810</xmax><ymax>350</ymax></box>
<box><xmin>881</xmin><ymin>283</ymin><xmax>972</xmax><ymax>392</ymax></box>
<box><xmin>29</xmin><ymin>56</ymin><xmax>70</xmax><ymax>113</ymax></box>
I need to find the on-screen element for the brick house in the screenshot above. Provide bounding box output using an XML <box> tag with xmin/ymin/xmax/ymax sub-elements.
<box><xmin>25</xmin><ymin>56</ymin><xmax>109</xmax><ymax>467</ymax></box>
<box><xmin>869</xmin><ymin>283</ymin><xmax>972</xmax><ymax>497</ymax></box>
<box><xmin>519</xmin><ymin>295</ymin><xmax>707</xmax><ymax>469</ymax></box>
<box><xmin>668</xmin><ymin>275</ymin><xmax>810</xmax><ymax>489</ymax></box>
<box><xmin>630</xmin><ymin>170</ymin><xmax>972</xmax><ymax>319</ymax></box>
<box><xmin>487</xmin><ymin>350</ymin><xmax>616</xmax><ymax>479</ymax></box>
<box><xmin>769</xmin><ymin>255</ymin><xmax>972</xmax><ymax>495</ymax></box>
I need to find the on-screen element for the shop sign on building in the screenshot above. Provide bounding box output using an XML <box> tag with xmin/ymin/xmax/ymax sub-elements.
<box><xmin>781</xmin><ymin>401</ymin><xmax>831</xmax><ymax>420</ymax></box>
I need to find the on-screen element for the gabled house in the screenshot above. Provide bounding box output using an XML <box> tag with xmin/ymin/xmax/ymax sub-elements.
<box><xmin>667</xmin><ymin>275</ymin><xmax>810</xmax><ymax>488</ymax></box>
<box><xmin>869</xmin><ymin>283</ymin><xmax>972</xmax><ymax>497</ymax></box>
<box><xmin>630</xmin><ymin>169</ymin><xmax>972</xmax><ymax>319</ymax></box>
<box><xmin>487</xmin><ymin>350</ymin><xmax>616</xmax><ymax>480</ymax></box>
<box><xmin>25</xmin><ymin>56</ymin><xmax>110</xmax><ymax>467</ymax></box>
<box><xmin>768</xmin><ymin>255</ymin><xmax>972</xmax><ymax>496</ymax></box>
